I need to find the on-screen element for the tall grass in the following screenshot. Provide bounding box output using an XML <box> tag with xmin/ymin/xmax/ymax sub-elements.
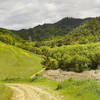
<box><xmin>58</xmin><ymin>79</ymin><xmax>100</xmax><ymax>100</ymax></box>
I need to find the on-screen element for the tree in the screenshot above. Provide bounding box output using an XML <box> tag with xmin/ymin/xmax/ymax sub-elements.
<box><xmin>43</xmin><ymin>57</ymin><xmax>58</xmax><ymax>69</ymax></box>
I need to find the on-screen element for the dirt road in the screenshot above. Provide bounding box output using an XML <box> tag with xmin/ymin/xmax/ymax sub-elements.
<box><xmin>6</xmin><ymin>84</ymin><xmax>62</xmax><ymax>100</ymax></box>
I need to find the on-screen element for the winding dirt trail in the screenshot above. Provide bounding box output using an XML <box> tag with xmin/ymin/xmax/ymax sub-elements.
<box><xmin>6</xmin><ymin>84</ymin><xmax>62</xmax><ymax>100</ymax></box>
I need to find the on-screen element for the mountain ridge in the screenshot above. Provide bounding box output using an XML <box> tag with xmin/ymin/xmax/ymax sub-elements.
<box><xmin>12</xmin><ymin>17</ymin><xmax>88</xmax><ymax>41</ymax></box>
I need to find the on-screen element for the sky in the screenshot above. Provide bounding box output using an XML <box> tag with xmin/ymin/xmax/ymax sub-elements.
<box><xmin>0</xmin><ymin>0</ymin><xmax>100</xmax><ymax>30</ymax></box>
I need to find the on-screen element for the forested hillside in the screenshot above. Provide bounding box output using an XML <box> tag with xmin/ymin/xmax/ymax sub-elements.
<box><xmin>63</xmin><ymin>18</ymin><xmax>100</xmax><ymax>44</ymax></box>
<box><xmin>12</xmin><ymin>17</ymin><xmax>100</xmax><ymax>48</ymax></box>
<box><xmin>0</xmin><ymin>17</ymin><xmax>100</xmax><ymax>72</ymax></box>
<box><xmin>0</xmin><ymin>28</ymin><xmax>23</xmax><ymax>45</ymax></box>
<box><xmin>13</xmin><ymin>17</ymin><xmax>87</xmax><ymax>41</ymax></box>
<box><xmin>33</xmin><ymin>17</ymin><xmax>100</xmax><ymax>47</ymax></box>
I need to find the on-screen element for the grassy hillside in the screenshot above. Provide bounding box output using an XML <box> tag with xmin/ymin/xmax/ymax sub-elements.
<box><xmin>0</xmin><ymin>42</ymin><xmax>43</xmax><ymax>80</ymax></box>
<box><xmin>0</xmin><ymin>84</ymin><xmax>12</xmax><ymax>100</ymax></box>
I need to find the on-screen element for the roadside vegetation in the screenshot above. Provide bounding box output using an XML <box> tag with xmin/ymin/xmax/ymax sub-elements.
<box><xmin>59</xmin><ymin>79</ymin><xmax>100</xmax><ymax>100</ymax></box>
<box><xmin>30</xmin><ymin>77</ymin><xmax>100</xmax><ymax>100</ymax></box>
<box><xmin>2</xmin><ymin>75</ymin><xmax>100</xmax><ymax>100</ymax></box>
<box><xmin>0</xmin><ymin>84</ymin><xmax>12</xmax><ymax>100</ymax></box>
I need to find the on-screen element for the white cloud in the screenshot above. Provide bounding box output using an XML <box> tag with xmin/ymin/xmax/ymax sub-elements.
<box><xmin>0</xmin><ymin>0</ymin><xmax>100</xmax><ymax>30</ymax></box>
<box><xmin>46</xmin><ymin>3</ymin><xmax>56</xmax><ymax>11</ymax></box>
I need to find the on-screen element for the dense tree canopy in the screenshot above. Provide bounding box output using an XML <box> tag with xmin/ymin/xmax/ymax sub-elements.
<box><xmin>0</xmin><ymin>28</ymin><xmax>23</xmax><ymax>45</ymax></box>
<box><xmin>40</xmin><ymin>43</ymin><xmax>100</xmax><ymax>72</ymax></box>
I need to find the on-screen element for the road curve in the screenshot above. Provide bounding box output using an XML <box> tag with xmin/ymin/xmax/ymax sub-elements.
<box><xmin>6</xmin><ymin>84</ymin><xmax>62</xmax><ymax>100</ymax></box>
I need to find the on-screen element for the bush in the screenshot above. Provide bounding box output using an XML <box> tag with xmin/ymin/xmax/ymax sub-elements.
<box><xmin>41</xmin><ymin>43</ymin><xmax>100</xmax><ymax>72</ymax></box>
<box><xmin>0</xmin><ymin>35</ymin><xmax>15</xmax><ymax>45</ymax></box>
<box><xmin>69</xmin><ymin>55</ymin><xmax>91</xmax><ymax>72</ymax></box>
<box><xmin>43</xmin><ymin>57</ymin><xmax>59</xmax><ymax>69</ymax></box>
<box><xmin>56</xmin><ymin>83</ymin><xmax>63</xmax><ymax>90</ymax></box>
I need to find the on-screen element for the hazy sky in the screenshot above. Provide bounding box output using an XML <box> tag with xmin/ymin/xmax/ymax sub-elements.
<box><xmin>0</xmin><ymin>0</ymin><xmax>100</xmax><ymax>30</ymax></box>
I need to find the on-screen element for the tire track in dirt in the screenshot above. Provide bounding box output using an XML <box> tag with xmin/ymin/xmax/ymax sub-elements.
<box><xmin>6</xmin><ymin>84</ymin><xmax>62</xmax><ymax>100</ymax></box>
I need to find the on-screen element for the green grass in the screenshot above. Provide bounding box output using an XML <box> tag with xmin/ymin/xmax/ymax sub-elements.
<box><xmin>0</xmin><ymin>41</ymin><xmax>100</xmax><ymax>100</ymax></box>
<box><xmin>0</xmin><ymin>83</ymin><xmax>12</xmax><ymax>100</ymax></box>
<box><xmin>30</xmin><ymin>77</ymin><xmax>100</xmax><ymax>100</ymax></box>
<box><xmin>0</xmin><ymin>42</ymin><xmax>43</xmax><ymax>80</ymax></box>
<box><xmin>59</xmin><ymin>79</ymin><xmax>100</xmax><ymax>100</ymax></box>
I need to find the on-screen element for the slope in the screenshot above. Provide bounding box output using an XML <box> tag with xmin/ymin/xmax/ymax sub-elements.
<box><xmin>34</xmin><ymin>17</ymin><xmax>100</xmax><ymax>47</ymax></box>
<box><xmin>0</xmin><ymin>42</ymin><xmax>43</xmax><ymax>80</ymax></box>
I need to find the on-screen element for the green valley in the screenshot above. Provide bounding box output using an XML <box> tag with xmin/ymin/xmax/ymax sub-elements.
<box><xmin>0</xmin><ymin>16</ymin><xmax>100</xmax><ymax>100</ymax></box>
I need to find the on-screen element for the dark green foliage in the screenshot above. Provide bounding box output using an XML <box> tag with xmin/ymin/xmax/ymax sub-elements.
<box><xmin>57</xmin><ymin>17</ymin><xmax>100</xmax><ymax>46</ymax></box>
<box><xmin>0</xmin><ymin>34</ymin><xmax>15</xmax><ymax>45</ymax></box>
<box><xmin>31</xmin><ymin>17</ymin><xmax>100</xmax><ymax>47</ymax></box>
<box><xmin>0</xmin><ymin>28</ymin><xmax>23</xmax><ymax>45</ymax></box>
<box><xmin>40</xmin><ymin>43</ymin><xmax>100</xmax><ymax>72</ymax></box>
<box><xmin>13</xmin><ymin>17</ymin><xmax>85</xmax><ymax>41</ymax></box>
<box><xmin>56</xmin><ymin>83</ymin><xmax>63</xmax><ymax>90</ymax></box>
<box><xmin>30</xmin><ymin>74</ymin><xmax>39</xmax><ymax>82</ymax></box>
<box><xmin>42</xmin><ymin>57</ymin><xmax>58</xmax><ymax>69</ymax></box>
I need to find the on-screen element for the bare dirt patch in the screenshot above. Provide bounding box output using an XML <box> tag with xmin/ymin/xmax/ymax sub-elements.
<box><xmin>6</xmin><ymin>84</ymin><xmax>63</xmax><ymax>100</ymax></box>
<box><xmin>43</xmin><ymin>69</ymin><xmax>100</xmax><ymax>81</ymax></box>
